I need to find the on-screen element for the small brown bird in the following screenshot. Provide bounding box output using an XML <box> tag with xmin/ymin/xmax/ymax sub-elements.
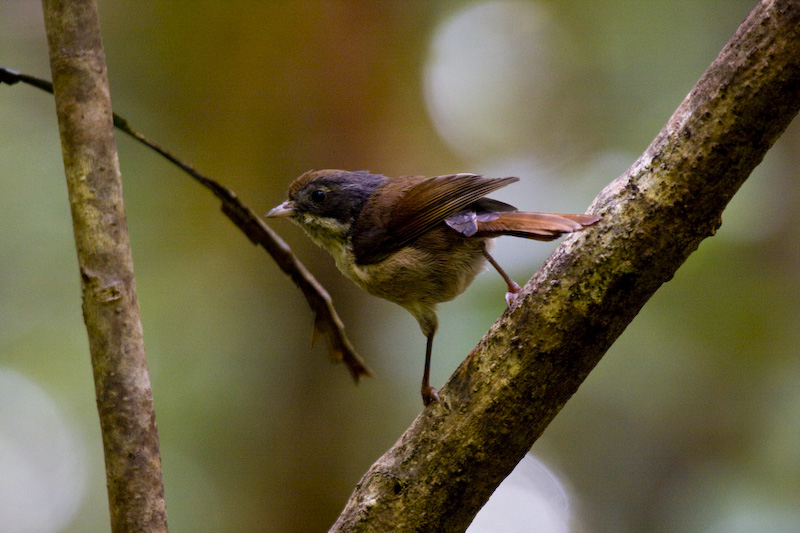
<box><xmin>266</xmin><ymin>170</ymin><xmax>598</xmax><ymax>406</ymax></box>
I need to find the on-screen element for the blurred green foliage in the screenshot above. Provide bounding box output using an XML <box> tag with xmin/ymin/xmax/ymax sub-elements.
<box><xmin>1</xmin><ymin>1</ymin><xmax>798</xmax><ymax>531</ymax></box>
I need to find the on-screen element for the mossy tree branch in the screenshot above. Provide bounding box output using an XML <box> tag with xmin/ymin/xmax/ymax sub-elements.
<box><xmin>41</xmin><ymin>0</ymin><xmax>168</xmax><ymax>531</ymax></box>
<box><xmin>331</xmin><ymin>1</ymin><xmax>800</xmax><ymax>531</ymax></box>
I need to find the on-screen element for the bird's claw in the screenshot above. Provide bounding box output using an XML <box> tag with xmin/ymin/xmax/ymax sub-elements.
<box><xmin>505</xmin><ymin>282</ymin><xmax>522</xmax><ymax>308</ymax></box>
<box><xmin>421</xmin><ymin>385</ymin><xmax>441</xmax><ymax>406</ymax></box>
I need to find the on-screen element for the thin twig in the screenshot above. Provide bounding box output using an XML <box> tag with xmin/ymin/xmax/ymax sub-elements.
<box><xmin>0</xmin><ymin>65</ymin><xmax>371</xmax><ymax>381</ymax></box>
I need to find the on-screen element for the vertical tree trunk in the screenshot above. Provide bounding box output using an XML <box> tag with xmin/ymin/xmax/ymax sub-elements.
<box><xmin>41</xmin><ymin>1</ymin><xmax>169</xmax><ymax>531</ymax></box>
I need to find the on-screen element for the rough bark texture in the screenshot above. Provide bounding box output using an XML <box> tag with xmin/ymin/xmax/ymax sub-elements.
<box><xmin>42</xmin><ymin>1</ymin><xmax>169</xmax><ymax>531</ymax></box>
<box><xmin>331</xmin><ymin>1</ymin><xmax>800</xmax><ymax>531</ymax></box>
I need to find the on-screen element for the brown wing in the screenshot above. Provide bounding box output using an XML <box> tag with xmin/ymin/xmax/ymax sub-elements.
<box><xmin>475</xmin><ymin>212</ymin><xmax>600</xmax><ymax>241</ymax></box>
<box><xmin>352</xmin><ymin>174</ymin><xmax>518</xmax><ymax>264</ymax></box>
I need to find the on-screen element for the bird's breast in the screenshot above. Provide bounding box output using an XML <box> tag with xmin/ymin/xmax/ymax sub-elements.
<box><xmin>350</xmin><ymin>230</ymin><xmax>490</xmax><ymax>309</ymax></box>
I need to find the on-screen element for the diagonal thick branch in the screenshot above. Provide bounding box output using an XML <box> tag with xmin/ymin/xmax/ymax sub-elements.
<box><xmin>330</xmin><ymin>1</ymin><xmax>800</xmax><ymax>531</ymax></box>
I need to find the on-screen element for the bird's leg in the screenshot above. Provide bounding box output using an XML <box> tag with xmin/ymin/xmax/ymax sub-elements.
<box><xmin>482</xmin><ymin>246</ymin><xmax>521</xmax><ymax>307</ymax></box>
<box><xmin>421</xmin><ymin>333</ymin><xmax>440</xmax><ymax>406</ymax></box>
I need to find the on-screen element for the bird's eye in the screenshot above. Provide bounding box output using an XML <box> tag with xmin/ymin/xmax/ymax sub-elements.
<box><xmin>311</xmin><ymin>189</ymin><xmax>326</xmax><ymax>203</ymax></box>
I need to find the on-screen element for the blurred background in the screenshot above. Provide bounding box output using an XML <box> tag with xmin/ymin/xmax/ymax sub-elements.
<box><xmin>2</xmin><ymin>1</ymin><xmax>799</xmax><ymax>531</ymax></box>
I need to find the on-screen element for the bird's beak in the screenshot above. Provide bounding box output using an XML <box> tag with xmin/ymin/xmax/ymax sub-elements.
<box><xmin>265</xmin><ymin>201</ymin><xmax>295</xmax><ymax>218</ymax></box>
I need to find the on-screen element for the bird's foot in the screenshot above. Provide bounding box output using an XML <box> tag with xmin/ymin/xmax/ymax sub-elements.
<box><xmin>505</xmin><ymin>282</ymin><xmax>522</xmax><ymax>307</ymax></box>
<box><xmin>421</xmin><ymin>384</ymin><xmax>441</xmax><ymax>406</ymax></box>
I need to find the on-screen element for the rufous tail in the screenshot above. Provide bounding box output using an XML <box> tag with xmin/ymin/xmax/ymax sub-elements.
<box><xmin>476</xmin><ymin>212</ymin><xmax>600</xmax><ymax>241</ymax></box>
